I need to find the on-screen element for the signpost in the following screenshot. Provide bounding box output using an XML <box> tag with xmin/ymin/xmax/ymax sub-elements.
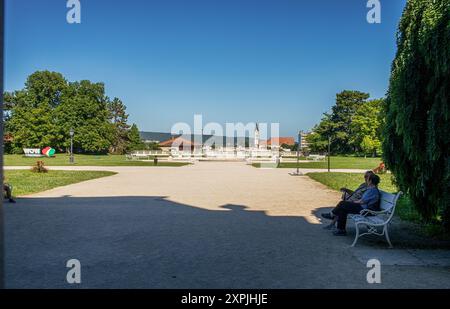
<box><xmin>23</xmin><ymin>148</ymin><xmax>43</xmax><ymax>157</ymax></box>
<box><xmin>290</xmin><ymin>130</ymin><xmax>303</xmax><ymax>176</ymax></box>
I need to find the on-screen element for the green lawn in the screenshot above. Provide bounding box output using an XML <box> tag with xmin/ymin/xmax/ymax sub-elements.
<box><xmin>307</xmin><ymin>172</ymin><xmax>397</xmax><ymax>192</ymax></box>
<box><xmin>4</xmin><ymin>154</ymin><xmax>189</xmax><ymax>167</ymax></box>
<box><xmin>4</xmin><ymin>170</ymin><xmax>117</xmax><ymax>196</ymax></box>
<box><xmin>252</xmin><ymin>156</ymin><xmax>382</xmax><ymax>170</ymax></box>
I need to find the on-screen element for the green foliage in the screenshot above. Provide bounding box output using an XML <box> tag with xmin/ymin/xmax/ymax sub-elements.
<box><xmin>107</xmin><ymin>97</ymin><xmax>130</xmax><ymax>154</ymax></box>
<box><xmin>350</xmin><ymin>99</ymin><xmax>383</xmax><ymax>156</ymax></box>
<box><xmin>305</xmin><ymin>132</ymin><xmax>328</xmax><ymax>153</ymax></box>
<box><xmin>6</xmin><ymin>71</ymin><xmax>66</xmax><ymax>153</ymax></box>
<box><xmin>309</xmin><ymin>91</ymin><xmax>383</xmax><ymax>155</ymax></box>
<box><xmin>328</xmin><ymin>90</ymin><xmax>370</xmax><ymax>153</ymax></box>
<box><xmin>54</xmin><ymin>80</ymin><xmax>112</xmax><ymax>154</ymax></box>
<box><xmin>127</xmin><ymin>123</ymin><xmax>146</xmax><ymax>151</ymax></box>
<box><xmin>383</xmin><ymin>0</ymin><xmax>450</xmax><ymax>230</ymax></box>
<box><xmin>4</xmin><ymin>71</ymin><xmax>144</xmax><ymax>155</ymax></box>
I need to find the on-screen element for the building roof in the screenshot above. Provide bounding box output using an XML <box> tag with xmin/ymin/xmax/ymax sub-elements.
<box><xmin>266</xmin><ymin>137</ymin><xmax>295</xmax><ymax>146</ymax></box>
<box><xmin>159</xmin><ymin>137</ymin><xmax>200</xmax><ymax>147</ymax></box>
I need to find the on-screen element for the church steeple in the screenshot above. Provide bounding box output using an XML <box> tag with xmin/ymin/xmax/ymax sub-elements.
<box><xmin>254</xmin><ymin>123</ymin><xmax>260</xmax><ymax>148</ymax></box>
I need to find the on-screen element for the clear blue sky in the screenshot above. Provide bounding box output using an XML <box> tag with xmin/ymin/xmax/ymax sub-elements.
<box><xmin>5</xmin><ymin>0</ymin><xmax>406</xmax><ymax>137</ymax></box>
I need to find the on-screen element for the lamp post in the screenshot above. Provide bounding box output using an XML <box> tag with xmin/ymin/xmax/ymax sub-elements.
<box><xmin>69</xmin><ymin>128</ymin><xmax>74</xmax><ymax>164</ymax></box>
<box><xmin>327</xmin><ymin>136</ymin><xmax>331</xmax><ymax>172</ymax></box>
<box><xmin>296</xmin><ymin>130</ymin><xmax>303</xmax><ymax>176</ymax></box>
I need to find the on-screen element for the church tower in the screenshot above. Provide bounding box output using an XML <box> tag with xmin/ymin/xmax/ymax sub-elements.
<box><xmin>254</xmin><ymin>123</ymin><xmax>260</xmax><ymax>149</ymax></box>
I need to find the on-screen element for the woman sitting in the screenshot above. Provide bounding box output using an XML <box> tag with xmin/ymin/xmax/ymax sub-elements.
<box><xmin>321</xmin><ymin>173</ymin><xmax>381</xmax><ymax>236</ymax></box>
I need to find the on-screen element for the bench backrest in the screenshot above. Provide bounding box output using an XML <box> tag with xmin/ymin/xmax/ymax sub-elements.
<box><xmin>379</xmin><ymin>190</ymin><xmax>403</xmax><ymax>222</ymax></box>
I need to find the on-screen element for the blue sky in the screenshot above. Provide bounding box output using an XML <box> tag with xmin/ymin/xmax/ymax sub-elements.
<box><xmin>5</xmin><ymin>0</ymin><xmax>406</xmax><ymax>136</ymax></box>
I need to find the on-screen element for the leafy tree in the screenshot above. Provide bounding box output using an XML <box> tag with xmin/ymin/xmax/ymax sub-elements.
<box><xmin>383</xmin><ymin>0</ymin><xmax>450</xmax><ymax>229</ymax></box>
<box><xmin>5</xmin><ymin>71</ymin><xmax>137</xmax><ymax>155</ymax></box>
<box><xmin>360</xmin><ymin>136</ymin><xmax>376</xmax><ymax>158</ymax></box>
<box><xmin>305</xmin><ymin>131</ymin><xmax>328</xmax><ymax>153</ymax></box>
<box><xmin>350</xmin><ymin>99</ymin><xmax>383</xmax><ymax>156</ymax></box>
<box><xmin>55</xmin><ymin>80</ymin><xmax>112</xmax><ymax>154</ymax></box>
<box><xmin>127</xmin><ymin>123</ymin><xmax>146</xmax><ymax>152</ymax></box>
<box><xmin>328</xmin><ymin>90</ymin><xmax>370</xmax><ymax>153</ymax></box>
<box><xmin>25</xmin><ymin>71</ymin><xmax>67</xmax><ymax>108</ymax></box>
<box><xmin>107</xmin><ymin>97</ymin><xmax>130</xmax><ymax>154</ymax></box>
<box><xmin>311</xmin><ymin>90</ymin><xmax>370</xmax><ymax>154</ymax></box>
<box><xmin>6</xmin><ymin>71</ymin><xmax>67</xmax><ymax>153</ymax></box>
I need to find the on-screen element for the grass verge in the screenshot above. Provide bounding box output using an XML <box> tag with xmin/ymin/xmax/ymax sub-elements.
<box><xmin>4</xmin><ymin>170</ymin><xmax>117</xmax><ymax>196</ymax></box>
<box><xmin>252</xmin><ymin>156</ymin><xmax>382</xmax><ymax>170</ymax></box>
<box><xmin>4</xmin><ymin>154</ymin><xmax>189</xmax><ymax>167</ymax></box>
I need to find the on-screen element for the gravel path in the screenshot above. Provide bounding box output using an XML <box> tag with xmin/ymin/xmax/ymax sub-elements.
<box><xmin>4</xmin><ymin>162</ymin><xmax>450</xmax><ymax>288</ymax></box>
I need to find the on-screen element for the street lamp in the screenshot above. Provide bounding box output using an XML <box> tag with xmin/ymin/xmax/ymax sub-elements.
<box><xmin>291</xmin><ymin>130</ymin><xmax>303</xmax><ymax>176</ymax></box>
<box><xmin>327</xmin><ymin>136</ymin><xmax>331</xmax><ymax>172</ymax></box>
<box><xmin>69</xmin><ymin>128</ymin><xmax>74</xmax><ymax>164</ymax></box>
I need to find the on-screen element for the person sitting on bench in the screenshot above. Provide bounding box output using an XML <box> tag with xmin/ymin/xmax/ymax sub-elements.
<box><xmin>340</xmin><ymin>170</ymin><xmax>374</xmax><ymax>202</ymax></box>
<box><xmin>321</xmin><ymin>173</ymin><xmax>381</xmax><ymax>235</ymax></box>
<box><xmin>3</xmin><ymin>177</ymin><xmax>16</xmax><ymax>203</ymax></box>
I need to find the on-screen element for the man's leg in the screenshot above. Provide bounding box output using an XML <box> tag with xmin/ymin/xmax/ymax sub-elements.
<box><xmin>332</xmin><ymin>201</ymin><xmax>362</xmax><ymax>231</ymax></box>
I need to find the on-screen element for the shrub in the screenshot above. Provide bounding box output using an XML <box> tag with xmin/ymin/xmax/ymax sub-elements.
<box><xmin>31</xmin><ymin>161</ymin><xmax>48</xmax><ymax>173</ymax></box>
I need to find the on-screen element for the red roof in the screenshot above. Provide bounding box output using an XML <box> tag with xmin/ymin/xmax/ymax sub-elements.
<box><xmin>266</xmin><ymin>137</ymin><xmax>295</xmax><ymax>146</ymax></box>
<box><xmin>159</xmin><ymin>137</ymin><xmax>200</xmax><ymax>147</ymax></box>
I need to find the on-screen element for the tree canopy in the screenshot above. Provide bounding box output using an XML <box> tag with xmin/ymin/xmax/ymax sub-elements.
<box><xmin>383</xmin><ymin>0</ymin><xmax>449</xmax><ymax>229</ymax></box>
<box><xmin>4</xmin><ymin>71</ymin><xmax>143</xmax><ymax>154</ymax></box>
<box><xmin>307</xmin><ymin>90</ymin><xmax>383</xmax><ymax>155</ymax></box>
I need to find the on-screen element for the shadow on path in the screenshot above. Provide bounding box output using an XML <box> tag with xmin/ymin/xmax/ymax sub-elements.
<box><xmin>4</xmin><ymin>196</ymin><xmax>450</xmax><ymax>288</ymax></box>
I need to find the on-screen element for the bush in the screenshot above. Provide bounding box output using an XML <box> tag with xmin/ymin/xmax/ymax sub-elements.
<box><xmin>31</xmin><ymin>161</ymin><xmax>48</xmax><ymax>173</ymax></box>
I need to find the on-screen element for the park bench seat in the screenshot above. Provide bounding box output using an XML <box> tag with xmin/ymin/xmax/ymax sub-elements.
<box><xmin>348</xmin><ymin>190</ymin><xmax>403</xmax><ymax>248</ymax></box>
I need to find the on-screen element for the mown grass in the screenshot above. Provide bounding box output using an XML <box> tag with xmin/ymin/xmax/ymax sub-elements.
<box><xmin>252</xmin><ymin>156</ymin><xmax>382</xmax><ymax>170</ymax></box>
<box><xmin>4</xmin><ymin>170</ymin><xmax>117</xmax><ymax>196</ymax></box>
<box><xmin>307</xmin><ymin>172</ymin><xmax>446</xmax><ymax>237</ymax></box>
<box><xmin>4</xmin><ymin>154</ymin><xmax>189</xmax><ymax>167</ymax></box>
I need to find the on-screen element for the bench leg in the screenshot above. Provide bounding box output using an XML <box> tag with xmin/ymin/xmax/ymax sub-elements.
<box><xmin>351</xmin><ymin>223</ymin><xmax>360</xmax><ymax>247</ymax></box>
<box><xmin>384</xmin><ymin>225</ymin><xmax>393</xmax><ymax>248</ymax></box>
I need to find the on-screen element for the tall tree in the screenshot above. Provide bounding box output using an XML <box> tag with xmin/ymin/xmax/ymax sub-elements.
<box><xmin>127</xmin><ymin>123</ymin><xmax>145</xmax><ymax>151</ymax></box>
<box><xmin>7</xmin><ymin>71</ymin><xmax>67</xmax><ymax>153</ymax></box>
<box><xmin>309</xmin><ymin>90</ymin><xmax>371</xmax><ymax>154</ymax></box>
<box><xmin>107</xmin><ymin>97</ymin><xmax>130</xmax><ymax>154</ymax></box>
<box><xmin>383</xmin><ymin>0</ymin><xmax>450</xmax><ymax>229</ymax></box>
<box><xmin>329</xmin><ymin>90</ymin><xmax>370</xmax><ymax>153</ymax></box>
<box><xmin>350</xmin><ymin>99</ymin><xmax>383</xmax><ymax>156</ymax></box>
<box><xmin>55</xmin><ymin>80</ymin><xmax>112</xmax><ymax>154</ymax></box>
<box><xmin>307</xmin><ymin>125</ymin><xmax>330</xmax><ymax>153</ymax></box>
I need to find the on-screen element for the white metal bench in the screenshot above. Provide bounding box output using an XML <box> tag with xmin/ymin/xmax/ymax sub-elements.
<box><xmin>349</xmin><ymin>191</ymin><xmax>403</xmax><ymax>248</ymax></box>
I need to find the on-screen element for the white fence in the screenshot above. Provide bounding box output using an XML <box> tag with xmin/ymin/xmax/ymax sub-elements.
<box><xmin>127</xmin><ymin>149</ymin><xmax>326</xmax><ymax>162</ymax></box>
